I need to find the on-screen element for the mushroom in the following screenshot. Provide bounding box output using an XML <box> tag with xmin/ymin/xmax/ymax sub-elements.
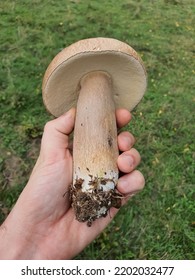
<box><xmin>42</xmin><ymin>37</ymin><xmax>147</xmax><ymax>226</ymax></box>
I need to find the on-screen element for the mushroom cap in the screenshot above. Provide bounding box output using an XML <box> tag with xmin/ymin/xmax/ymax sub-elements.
<box><xmin>42</xmin><ymin>37</ymin><xmax>147</xmax><ymax>117</ymax></box>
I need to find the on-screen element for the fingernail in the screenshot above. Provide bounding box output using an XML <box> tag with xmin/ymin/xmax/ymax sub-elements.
<box><xmin>123</xmin><ymin>154</ymin><xmax>134</xmax><ymax>166</ymax></box>
<box><xmin>119</xmin><ymin>179</ymin><xmax>129</xmax><ymax>189</ymax></box>
<box><xmin>124</xmin><ymin>136</ymin><xmax>132</xmax><ymax>148</ymax></box>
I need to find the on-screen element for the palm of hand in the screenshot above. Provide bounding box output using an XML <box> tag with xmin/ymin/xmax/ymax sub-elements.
<box><xmin>4</xmin><ymin>108</ymin><xmax>144</xmax><ymax>259</ymax></box>
<box><xmin>19</xmin><ymin>152</ymin><xmax>117</xmax><ymax>259</ymax></box>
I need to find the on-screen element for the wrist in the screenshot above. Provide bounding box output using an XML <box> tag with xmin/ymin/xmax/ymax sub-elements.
<box><xmin>0</xmin><ymin>211</ymin><xmax>36</xmax><ymax>259</ymax></box>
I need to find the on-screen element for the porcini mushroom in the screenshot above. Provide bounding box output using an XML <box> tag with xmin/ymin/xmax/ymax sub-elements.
<box><xmin>42</xmin><ymin>37</ymin><xmax>147</xmax><ymax>226</ymax></box>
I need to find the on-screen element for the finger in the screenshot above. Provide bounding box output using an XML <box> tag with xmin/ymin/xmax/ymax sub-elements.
<box><xmin>117</xmin><ymin>148</ymin><xmax>141</xmax><ymax>173</ymax></box>
<box><xmin>117</xmin><ymin>170</ymin><xmax>145</xmax><ymax>196</ymax></box>
<box><xmin>116</xmin><ymin>108</ymin><xmax>131</xmax><ymax>129</ymax></box>
<box><xmin>118</xmin><ymin>131</ymin><xmax>135</xmax><ymax>152</ymax></box>
<box><xmin>40</xmin><ymin>108</ymin><xmax>76</xmax><ymax>161</ymax></box>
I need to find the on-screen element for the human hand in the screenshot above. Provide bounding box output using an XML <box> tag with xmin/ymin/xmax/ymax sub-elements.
<box><xmin>0</xmin><ymin>108</ymin><xmax>145</xmax><ymax>259</ymax></box>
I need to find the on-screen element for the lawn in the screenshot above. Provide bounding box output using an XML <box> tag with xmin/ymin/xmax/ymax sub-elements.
<box><xmin>0</xmin><ymin>0</ymin><xmax>194</xmax><ymax>259</ymax></box>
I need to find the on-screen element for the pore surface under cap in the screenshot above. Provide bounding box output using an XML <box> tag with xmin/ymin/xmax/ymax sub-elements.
<box><xmin>42</xmin><ymin>38</ymin><xmax>147</xmax><ymax>117</ymax></box>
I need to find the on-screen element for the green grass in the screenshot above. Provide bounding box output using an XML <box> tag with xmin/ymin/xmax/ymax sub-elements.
<box><xmin>0</xmin><ymin>0</ymin><xmax>194</xmax><ymax>259</ymax></box>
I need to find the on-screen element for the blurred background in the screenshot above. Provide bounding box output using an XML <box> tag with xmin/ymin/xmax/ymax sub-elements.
<box><xmin>0</xmin><ymin>0</ymin><xmax>194</xmax><ymax>259</ymax></box>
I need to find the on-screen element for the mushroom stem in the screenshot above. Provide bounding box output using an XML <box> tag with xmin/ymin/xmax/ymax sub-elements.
<box><xmin>71</xmin><ymin>71</ymin><xmax>121</xmax><ymax>226</ymax></box>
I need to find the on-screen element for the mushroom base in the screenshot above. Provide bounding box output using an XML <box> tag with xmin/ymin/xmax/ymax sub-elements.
<box><xmin>70</xmin><ymin>178</ymin><xmax>122</xmax><ymax>227</ymax></box>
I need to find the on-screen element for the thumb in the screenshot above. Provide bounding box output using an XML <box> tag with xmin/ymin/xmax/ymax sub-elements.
<box><xmin>40</xmin><ymin>108</ymin><xmax>76</xmax><ymax>162</ymax></box>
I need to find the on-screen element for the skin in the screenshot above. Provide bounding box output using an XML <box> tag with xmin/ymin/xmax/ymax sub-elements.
<box><xmin>0</xmin><ymin>108</ymin><xmax>145</xmax><ymax>259</ymax></box>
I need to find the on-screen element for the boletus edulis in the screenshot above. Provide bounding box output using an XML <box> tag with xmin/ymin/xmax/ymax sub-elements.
<box><xmin>42</xmin><ymin>37</ymin><xmax>147</xmax><ymax>226</ymax></box>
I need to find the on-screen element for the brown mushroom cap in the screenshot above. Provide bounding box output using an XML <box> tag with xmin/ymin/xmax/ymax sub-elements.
<box><xmin>42</xmin><ymin>37</ymin><xmax>147</xmax><ymax>117</ymax></box>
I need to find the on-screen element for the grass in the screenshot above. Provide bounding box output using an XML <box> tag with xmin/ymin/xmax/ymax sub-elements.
<box><xmin>0</xmin><ymin>0</ymin><xmax>194</xmax><ymax>259</ymax></box>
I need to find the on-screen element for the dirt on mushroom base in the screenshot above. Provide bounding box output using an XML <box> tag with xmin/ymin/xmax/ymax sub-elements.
<box><xmin>70</xmin><ymin>177</ymin><xmax>123</xmax><ymax>226</ymax></box>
